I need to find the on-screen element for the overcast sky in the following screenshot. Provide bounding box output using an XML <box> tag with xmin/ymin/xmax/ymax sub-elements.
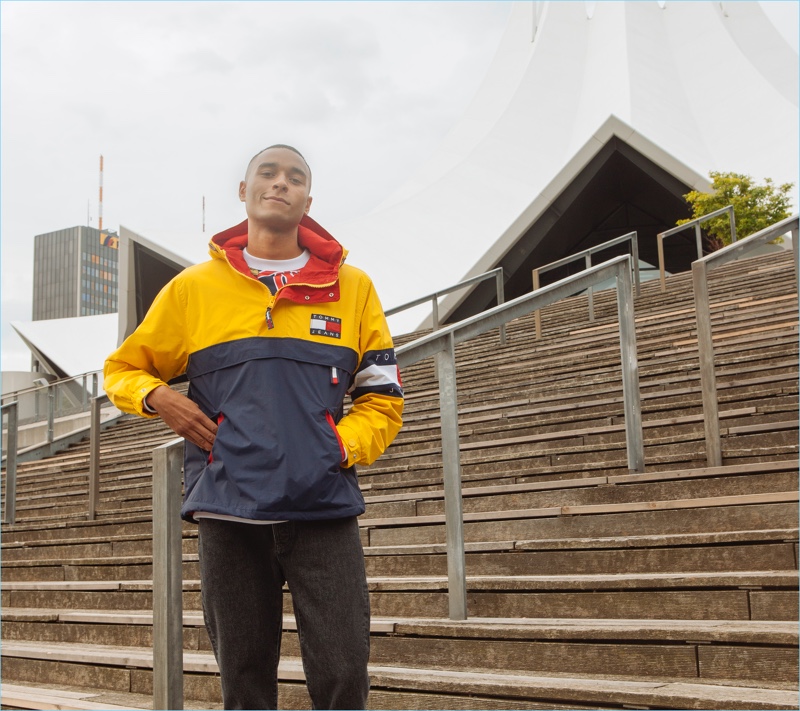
<box><xmin>2</xmin><ymin>1</ymin><xmax>796</xmax><ymax>376</ymax></box>
<box><xmin>1</xmin><ymin>1</ymin><xmax>512</xmax><ymax>372</ymax></box>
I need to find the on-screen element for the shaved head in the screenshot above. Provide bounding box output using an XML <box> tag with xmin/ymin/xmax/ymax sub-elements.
<box><xmin>246</xmin><ymin>144</ymin><xmax>311</xmax><ymax>186</ymax></box>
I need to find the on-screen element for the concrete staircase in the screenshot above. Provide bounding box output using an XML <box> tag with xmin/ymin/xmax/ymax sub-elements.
<box><xmin>1</xmin><ymin>251</ymin><xmax>797</xmax><ymax>710</ymax></box>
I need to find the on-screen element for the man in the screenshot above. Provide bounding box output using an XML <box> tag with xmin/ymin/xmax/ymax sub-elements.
<box><xmin>104</xmin><ymin>145</ymin><xmax>404</xmax><ymax>710</ymax></box>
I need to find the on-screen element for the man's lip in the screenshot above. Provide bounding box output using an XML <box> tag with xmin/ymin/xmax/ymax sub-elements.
<box><xmin>264</xmin><ymin>196</ymin><xmax>289</xmax><ymax>204</ymax></box>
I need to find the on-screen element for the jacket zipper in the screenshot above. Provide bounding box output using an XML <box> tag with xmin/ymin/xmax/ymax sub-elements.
<box><xmin>264</xmin><ymin>278</ymin><xmax>338</xmax><ymax>329</ymax></box>
<box><xmin>217</xmin><ymin>247</ymin><xmax>340</xmax><ymax>331</ymax></box>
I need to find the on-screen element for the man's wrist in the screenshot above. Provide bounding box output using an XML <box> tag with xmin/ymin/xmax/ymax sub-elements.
<box><xmin>142</xmin><ymin>394</ymin><xmax>158</xmax><ymax>414</ymax></box>
<box><xmin>143</xmin><ymin>384</ymin><xmax>168</xmax><ymax>414</ymax></box>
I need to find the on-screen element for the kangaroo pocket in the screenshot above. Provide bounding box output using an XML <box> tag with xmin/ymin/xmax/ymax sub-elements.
<box><xmin>182</xmin><ymin>346</ymin><xmax>362</xmax><ymax>522</ymax></box>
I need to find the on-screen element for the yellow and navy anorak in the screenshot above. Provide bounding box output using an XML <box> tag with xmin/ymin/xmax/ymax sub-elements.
<box><xmin>104</xmin><ymin>216</ymin><xmax>403</xmax><ymax>522</ymax></box>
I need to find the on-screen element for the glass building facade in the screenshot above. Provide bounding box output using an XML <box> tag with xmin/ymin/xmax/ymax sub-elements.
<box><xmin>33</xmin><ymin>226</ymin><xmax>119</xmax><ymax>321</ymax></box>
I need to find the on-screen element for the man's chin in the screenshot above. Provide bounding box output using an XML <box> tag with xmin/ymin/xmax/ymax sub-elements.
<box><xmin>248</xmin><ymin>212</ymin><xmax>302</xmax><ymax>232</ymax></box>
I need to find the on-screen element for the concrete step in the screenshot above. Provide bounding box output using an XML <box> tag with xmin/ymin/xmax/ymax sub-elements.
<box><xmin>4</xmin><ymin>486</ymin><xmax>796</xmax><ymax>568</ymax></box>
<box><xmin>4</xmin><ymin>463</ymin><xmax>795</xmax><ymax>560</ymax></box>
<box><xmin>360</xmin><ymin>441</ymin><xmax>799</xmax><ymax>494</ymax></box>
<box><xmin>1</xmin><ymin>638</ymin><xmax>797</xmax><ymax>709</ymax></box>
<box><xmin>363</xmin><ymin>528</ymin><xmax>798</xmax><ymax>575</ymax></box>
<box><xmin>2</xmin><ymin>612</ymin><xmax>796</xmax><ymax>684</ymax></box>
<box><xmin>3</xmin><ymin>571</ymin><xmax>796</xmax><ymax>621</ymax></box>
<box><xmin>361</xmin><ymin>494</ymin><xmax>800</xmax><ymax>546</ymax></box>
<box><xmin>8</xmin><ymin>420</ymin><xmax>796</xmax><ymax>525</ymax></box>
<box><xmin>3</xmin><ymin>528</ymin><xmax>797</xmax><ymax>583</ymax></box>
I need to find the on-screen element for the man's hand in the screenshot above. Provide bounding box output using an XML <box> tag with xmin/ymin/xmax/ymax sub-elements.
<box><xmin>147</xmin><ymin>386</ymin><xmax>218</xmax><ymax>451</ymax></box>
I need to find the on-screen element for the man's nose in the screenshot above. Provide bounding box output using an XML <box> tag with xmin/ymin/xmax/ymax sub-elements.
<box><xmin>273</xmin><ymin>173</ymin><xmax>289</xmax><ymax>190</ymax></box>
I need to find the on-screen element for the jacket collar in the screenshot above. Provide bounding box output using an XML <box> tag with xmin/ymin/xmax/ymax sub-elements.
<box><xmin>209</xmin><ymin>215</ymin><xmax>347</xmax><ymax>285</ymax></box>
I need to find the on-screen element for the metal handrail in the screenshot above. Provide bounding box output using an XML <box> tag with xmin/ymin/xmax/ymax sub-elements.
<box><xmin>2</xmin><ymin>401</ymin><xmax>19</xmax><ymax>524</ymax></box>
<box><xmin>691</xmin><ymin>214</ymin><xmax>798</xmax><ymax>467</ymax></box>
<box><xmin>531</xmin><ymin>231</ymin><xmax>641</xmax><ymax>338</ymax></box>
<box><xmin>395</xmin><ymin>254</ymin><xmax>643</xmax><ymax>620</ymax></box>
<box><xmin>657</xmin><ymin>205</ymin><xmax>737</xmax><ymax>292</ymax></box>
<box><xmin>0</xmin><ymin>370</ymin><xmax>109</xmax><ymax>458</ymax></box>
<box><xmin>385</xmin><ymin>267</ymin><xmax>506</xmax><ymax>344</ymax></box>
<box><xmin>152</xmin><ymin>438</ymin><xmax>185</xmax><ymax>710</ymax></box>
<box><xmin>1</xmin><ymin>369</ymin><xmax>101</xmax><ymax>405</ymax></box>
<box><xmin>2</xmin><ymin>393</ymin><xmax>115</xmax><ymax>522</ymax></box>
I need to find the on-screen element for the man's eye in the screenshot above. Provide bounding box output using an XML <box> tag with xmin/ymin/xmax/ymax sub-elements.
<box><xmin>290</xmin><ymin>178</ymin><xmax>302</xmax><ymax>184</ymax></box>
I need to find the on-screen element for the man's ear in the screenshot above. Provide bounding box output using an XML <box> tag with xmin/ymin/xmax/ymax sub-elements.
<box><xmin>304</xmin><ymin>195</ymin><xmax>313</xmax><ymax>215</ymax></box>
<box><xmin>239</xmin><ymin>181</ymin><xmax>247</xmax><ymax>202</ymax></box>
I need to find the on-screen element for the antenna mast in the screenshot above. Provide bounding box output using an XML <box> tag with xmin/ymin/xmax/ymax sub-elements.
<box><xmin>98</xmin><ymin>155</ymin><xmax>104</xmax><ymax>233</ymax></box>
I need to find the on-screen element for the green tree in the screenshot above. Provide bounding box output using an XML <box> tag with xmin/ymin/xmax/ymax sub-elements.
<box><xmin>679</xmin><ymin>171</ymin><xmax>794</xmax><ymax>251</ymax></box>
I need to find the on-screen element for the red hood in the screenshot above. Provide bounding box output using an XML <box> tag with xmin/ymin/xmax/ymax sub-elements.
<box><xmin>209</xmin><ymin>215</ymin><xmax>346</xmax><ymax>280</ymax></box>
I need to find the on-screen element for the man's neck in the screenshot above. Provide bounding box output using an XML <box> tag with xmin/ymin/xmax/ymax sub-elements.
<box><xmin>246</xmin><ymin>220</ymin><xmax>303</xmax><ymax>260</ymax></box>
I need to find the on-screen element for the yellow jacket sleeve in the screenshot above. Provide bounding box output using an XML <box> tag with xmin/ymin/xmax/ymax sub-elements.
<box><xmin>336</xmin><ymin>277</ymin><xmax>404</xmax><ymax>467</ymax></box>
<box><xmin>103</xmin><ymin>276</ymin><xmax>190</xmax><ymax>418</ymax></box>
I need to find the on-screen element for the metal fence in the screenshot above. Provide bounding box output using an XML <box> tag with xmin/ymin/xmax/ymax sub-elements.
<box><xmin>385</xmin><ymin>267</ymin><xmax>507</xmax><ymax>344</ymax></box>
<box><xmin>1</xmin><ymin>371</ymin><xmax>102</xmax><ymax>428</ymax></box>
<box><xmin>393</xmin><ymin>254</ymin><xmax>644</xmax><ymax>620</ymax></box>
<box><xmin>657</xmin><ymin>205</ymin><xmax>736</xmax><ymax>292</ymax></box>
<box><xmin>531</xmin><ymin>231</ymin><xmax>641</xmax><ymax>339</ymax></box>
<box><xmin>691</xmin><ymin>213</ymin><xmax>798</xmax><ymax>467</ymax></box>
<box><xmin>1</xmin><ymin>394</ymin><xmax>110</xmax><ymax>524</ymax></box>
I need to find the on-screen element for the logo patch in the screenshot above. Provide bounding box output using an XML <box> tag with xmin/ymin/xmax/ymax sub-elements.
<box><xmin>310</xmin><ymin>314</ymin><xmax>342</xmax><ymax>339</ymax></box>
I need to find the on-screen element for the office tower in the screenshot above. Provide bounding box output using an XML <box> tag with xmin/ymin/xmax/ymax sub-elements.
<box><xmin>32</xmin><ymin>226</ymin><xmax>119</xmax><ymax>321</ymax></box>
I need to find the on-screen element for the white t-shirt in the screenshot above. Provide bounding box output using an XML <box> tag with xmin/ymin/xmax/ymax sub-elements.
<box><xmin>243</xmin><ymin>247</ymin><xmax>311</xmax><ymax>274</ymax></box>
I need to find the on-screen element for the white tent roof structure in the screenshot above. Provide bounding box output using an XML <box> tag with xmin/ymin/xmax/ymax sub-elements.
<box><xmin>12</xmin><ymin>313</ymin><xmax>119</xmax><ymax>379</ymax></box>
<box><xmin>335</xmin><ymin>1</ymin><xmax>798</xmax><ymax>332</ymax></box>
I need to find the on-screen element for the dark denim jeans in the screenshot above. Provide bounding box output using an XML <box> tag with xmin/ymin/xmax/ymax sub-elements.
<box><xmin>198</xmin><ymin>516</ymin><xmax>370</xmax><ymax>710</ymax></box>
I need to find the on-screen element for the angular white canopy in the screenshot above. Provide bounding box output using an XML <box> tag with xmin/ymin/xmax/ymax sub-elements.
<box><xmin>12</xmin><ymin>313</ymin><xmax>118</xmax><ymax>379</ymax></box>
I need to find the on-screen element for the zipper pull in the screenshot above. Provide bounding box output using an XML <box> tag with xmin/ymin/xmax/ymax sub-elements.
<box><xmin>331</xmin><ymin>367</ymin><xmax>339</xmax><ymax>385</ymax></box>
<box><xmin>265</xmin><ymin>307</ymin><xmax>274</xmax><ymax>330</ymax></box>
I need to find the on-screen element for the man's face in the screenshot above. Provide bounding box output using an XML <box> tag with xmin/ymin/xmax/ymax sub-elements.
<box><xmin>239</xmin><ymin>147</ymin><xmax>313</xmax><ymax>230</ymax></box>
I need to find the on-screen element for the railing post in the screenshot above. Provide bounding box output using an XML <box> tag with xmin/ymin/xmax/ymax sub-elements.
<box><xmin>92</xmin><ymin>372</ymin><xmax>98</xmax><ymax>399</ymax></box>
<box><xmin>615</xmin><ymin>262</ymin><xmax>644</xmax><ymax>473</ymax></box>
<box><xmin>152</xmin><ymin>438</ymin><xmax>185</xmax><ymax>711</ymax></box>
<box><xmin>88</xmin><ymin>397</ymin><xmax>101</xmax><ymax>520</ymax></box>
<box><xmin>495</xmin><ymin>269</ymin><xmax>507</xmax><ymax>345</ymax></box>
<box><xmin>691</xmin><ymin>260</ymin><xmax>722</xmax><ymax>467</ymax></box>
<box><xmin>631</xmin><ymin>232</ymin><xmax>641</xmax><ymax>297</ymax></box>
<box><xmin>585</xmin><ymin>254</ymin><xmax>594</xmax><ymax>322</ymax></box>
<box><xmin>728</xmin><ymin>207</ymin><xmax>737</xmax><ymax>244</ymax></box>
<box><xmin>694</xmin><ymin>223</ymin><xmax>703</xmax><ymax>260</ymax></box>
<box><xmin>47</xmin><ymin>386</ymin><xmax>55</xmax><ymax>444</ymax></box>
<box><xmin>436</xmin><ymin>333</ymin><xmax>467</xmax><ymax>620</ymax></box>
<box><xmin>657</xmin><ymin>233</ymin><xmax>667</xmax><ymax>293</ymax></box>
<box><xmin>3</xmin><ymin>402</ymin><xmax>19</xmax><ymax>525</ymax></box>
<box><xmin>532</xmin><ymin>269</ymin><xmax>542</xmax><ymax>339</ymax></box>
<box><xmin>431</xmin><ymin>296</ymin><xmax>440</xmax><ymax>332</ymax></box>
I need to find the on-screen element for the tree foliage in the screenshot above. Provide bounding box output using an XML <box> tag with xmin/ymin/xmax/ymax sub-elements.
<box><xmin>678</xmin><ymin>171</ymin><xmax>794</xmax><ymax>251</ymax></box>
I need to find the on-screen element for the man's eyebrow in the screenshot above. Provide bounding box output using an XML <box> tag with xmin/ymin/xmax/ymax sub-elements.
<box><xmin>255</xmin><ymin>162</ymin><xmax>308</xmax><ymax>178</ymax></box>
